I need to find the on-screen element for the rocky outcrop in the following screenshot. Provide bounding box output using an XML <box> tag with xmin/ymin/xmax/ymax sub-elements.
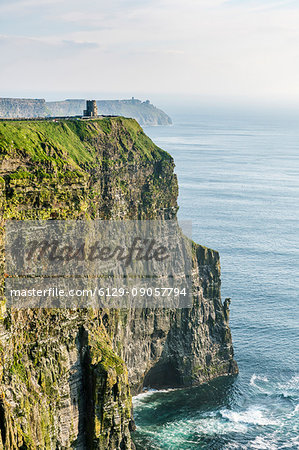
<box><xmin>106</xmin><ymin>245</ymin><xmax>238</xmax><ymax>395</ymax></box>
<box><xmin>0</xmin><ymin>98</ymin><xmax>172</xmax><ymax>126</ymax></box>
<box><xmin>0</xmin><ymin>117</ymin><xmax>237</xmax><ymax>448</ymax></box>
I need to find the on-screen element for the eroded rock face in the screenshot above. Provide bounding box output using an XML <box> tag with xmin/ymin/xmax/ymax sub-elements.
<box><xmin>107</xmin><ymin>246</ymin><xmax>238</xmax><ymax>395</ymax></box>
<box><xmin>0</xmin><ymin>310</ymin><xmax>133</xmax><ymax>449</ymax></box>
<box><xmin>0</xmin><ymin>117</ymin><xmax>237</xmax><ymax>449</ymax></box>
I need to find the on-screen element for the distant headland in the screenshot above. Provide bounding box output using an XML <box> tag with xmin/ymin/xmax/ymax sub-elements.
<box><xmin>0</xmin><ymin>96</ymin><xmax>172</xmax><ymax>126</ymax></box>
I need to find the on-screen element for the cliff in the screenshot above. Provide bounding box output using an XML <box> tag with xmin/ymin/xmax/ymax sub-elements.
<box><xmin>0</xmin><ymin>98</ymin><xmax>172</xmax><ymax>126</ymax></box>
<box><xmin>97</xmin><ymin>99</ymin><xmax>172</xmax><ymax>126</ymax></box>
<box><xmin>0</xmin><ymin>99</ymin><xmax>46</xmax><ymax>119</ymax></box>
<box><xmin>45</xmin><ymin>99</ymin><xmax>172</xmax><ymax>126</ymax></box>
<box><xmin>0</xmin><ymin>118</ymin><xmax>237</xmax><ymax>449</ymax></box>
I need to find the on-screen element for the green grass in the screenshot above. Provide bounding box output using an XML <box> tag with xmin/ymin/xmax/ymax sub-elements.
<box><xmin>0</xmin><ymin>117</ymin><xmax>171</xmax><ymax>168</ymax></box>
<box><xmin>0</xmin><ymin>120</ymin><xmax>95</xmax><ymax>167</ymax></box>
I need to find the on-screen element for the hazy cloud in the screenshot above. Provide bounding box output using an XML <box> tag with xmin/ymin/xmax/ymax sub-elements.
<box><xmin>1</xmin><ymin>0</ymin><xmax>299</xmax><ymax>101</ymax></box>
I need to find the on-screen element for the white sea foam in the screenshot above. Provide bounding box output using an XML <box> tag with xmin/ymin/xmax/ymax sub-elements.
<box><xmin>224</xmin><ymin>444</ymin><xmax>246</xmax><ymax>450</ymax></box>
<box><xmin>286</xmin><ymin>403</ymin><xmax>299</xmax><ymax>419</ymax></box>
<box><xmin>248</xmin><ymin>435</ymin><xmax>279</xmax><ymax>449</ymax></box>
<box><xmin>278</xmin><ymin>437</ymin><xmax>299</xmax><ymax>449</ymax></box>
<box><xmin>134</xmin><ymin>414</ymin><xmax>248</xmax><ymax>449</ymax></box>
<box><xmin>277</xmin><ymin>375</ymin><xmax>299</xmax><ymax>397</ymax></box>
<box><xmin>193</xmin><ymin>417</ymin><xmax>247</xmax><ymax>435</ymax></box>
<box><xmin>160</xmin><ymin>416</ymin><xmax>248</xmax><ymax>441</ymax></box>
<box><xmin>220</xmin><ymin>406</ymin><xmax>279</xmax><ymax>427</ymax></box>
<box><xmin>250</xmin><ymin>373</ymin><xmax>299</xmax><ymax>400</ymax></box>
<box><xmin>250</xmin><ymin>374</ymin><xmax>269</xmax><ymax>386</ymax></box>
<box><xmin>132</xmin><ymin>387</ymin><xmax>177</xmax><ymax>407</ymax></box>
<box><xmin>250</xmin><ymin>374</ymin><xmax>269</xmax><ymax>393</ymax></box>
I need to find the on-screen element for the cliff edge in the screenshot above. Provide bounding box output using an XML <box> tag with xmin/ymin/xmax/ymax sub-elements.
<box><xmin>0</xmin><ymin>98</ymin><xmax>172</xmax><ymax>127</ymax></box>
<box><xmin>0</xmin><ymin>118</ymin><xmax>237</xmax><ymax>449</ymax></box>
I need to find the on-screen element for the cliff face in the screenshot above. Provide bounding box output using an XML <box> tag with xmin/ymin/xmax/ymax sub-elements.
<box><xmin>0</xmin><ymin>118</ymin><xmax>237</xmax><ymax>449</ymax></box>
<box><xmin>96</xmin><ymin>99</ymin><xmax>172</xmax><ymax>126</ymax></box>
<box><xmin>0</xmin><ymin>98</ymin><xmax>172</xmax><ymax>126</ymax></box>
<box><xmin>45</xmin><ymin>99</ymin><xmax>172</xmax><ymax>126</ymax></box>
<box><xmin>0</xmin><ymin>99</ymin><xmax>46</xmax><ymax>119</ymax></box>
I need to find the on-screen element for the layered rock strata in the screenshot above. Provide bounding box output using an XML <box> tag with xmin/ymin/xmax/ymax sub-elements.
<box><xmin>0</xmin><ymin>117</ymin><xmax>237</xmax><ymax>449</ymax></box>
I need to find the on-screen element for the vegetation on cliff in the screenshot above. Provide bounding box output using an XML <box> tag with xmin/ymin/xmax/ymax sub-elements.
<box><xmin>0</xmin><ymin>117</ymin><xmax>176</xmax><ymax>221</ymax></box>
<box><xmin>0</xmin><ymin>117</ymin><xmax>237</xmax><ymax>449</ymax></box>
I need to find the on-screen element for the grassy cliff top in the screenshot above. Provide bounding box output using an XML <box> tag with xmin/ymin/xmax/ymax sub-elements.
<box><xmin>0</xmin><ymin>116</ymin><xmax>177</xmax><ymax>220</ymax></box>
<box><xmin>0</xmin><ymin>117</ymin><xmax>172</xmax><ymax>170</ymax></box>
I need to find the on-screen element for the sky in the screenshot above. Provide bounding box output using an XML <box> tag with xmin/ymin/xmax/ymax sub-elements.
<box><xmin>1</xmin><ymin>0</ymin><xmax>299</xmax><ymax>104</ymax></box>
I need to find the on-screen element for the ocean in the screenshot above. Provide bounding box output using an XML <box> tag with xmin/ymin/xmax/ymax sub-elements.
<box><xmin>132</xmin><ymin>108</ymin><xmax>299</xmax><ymax>449</ymax></box>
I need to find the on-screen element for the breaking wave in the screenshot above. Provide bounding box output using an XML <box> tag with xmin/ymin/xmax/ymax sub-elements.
<box><xmin>220</xmin><ymin>406</ymin><xmax>279</xmax><ymax>427</ymax></box>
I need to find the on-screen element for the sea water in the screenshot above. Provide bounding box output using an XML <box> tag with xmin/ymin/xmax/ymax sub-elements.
<box><xmin>132</xmin><ymin>108</ymin><xmax>299</xmax><ymax>449</ymax></box>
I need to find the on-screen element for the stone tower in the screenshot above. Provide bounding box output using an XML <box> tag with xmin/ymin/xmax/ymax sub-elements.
<box><xmin>83</xmin><ymin>100</ymin><xmax>98</xmax><ymax>117</ymax></box>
